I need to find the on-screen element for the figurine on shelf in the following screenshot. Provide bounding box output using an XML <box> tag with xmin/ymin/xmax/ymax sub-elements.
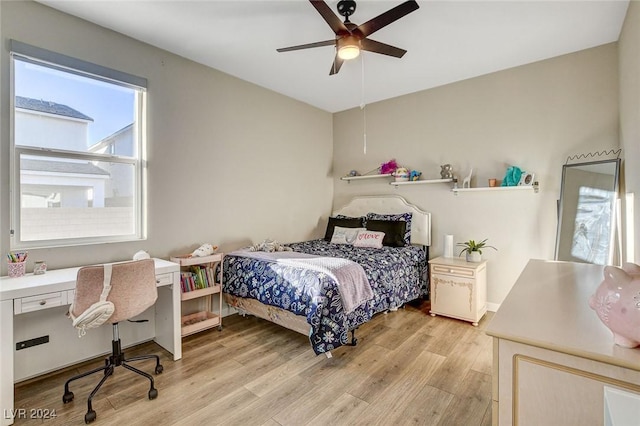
<box><xmin>393</xmin><ymin>167</ymin><xmax>410</xmax><ymax>182</ymax></box>
<box><xmin>440</xmin><ymin>164</ymin><xmax>453</xmax><ymax>179</ymax></box>
<box><xmin>348</xmin><ymin>170</ymin><xmax>360</xmax><ymax>177</ymax></box>
<box><xmin>462</xmin><ymin>168</ymin><xmax>473</xmax><ymax>188</ymax></box>
<box><xmin>410</xmin><ymin>170</ymin><xmax>422</xmax><ymax>181</ymax></box>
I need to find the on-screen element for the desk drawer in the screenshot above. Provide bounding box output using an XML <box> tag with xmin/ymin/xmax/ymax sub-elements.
<box><xmin>15</xmin><ymin>291</ymin><xmax>67</xmax><ymax>314</ymax></box>
<box><xmin>155</xmin><ymin>273</ymin><xmax>173</xmax><ymax>286</ymax></box>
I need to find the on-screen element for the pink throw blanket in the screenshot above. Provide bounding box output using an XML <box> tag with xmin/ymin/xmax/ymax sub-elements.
<box><xmin>230</xmin><ymin>250</ymin><xmax>373</xmax><ymax>314</ymax></box>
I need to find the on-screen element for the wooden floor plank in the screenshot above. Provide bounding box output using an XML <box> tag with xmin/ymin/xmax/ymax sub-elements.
<box><xmin>13</xmin><ymin>302</ymin><xmax>494</xmax><ymax>426</ymax></box>
<box><xmin>437</xmin><ymin>369</ymin><xmax>492</xmax><ymax>426</ymax></box>
<box><xmin>305</xmin><ymin>393</ymin><xmax>370</xmax><ymax>426</ymax></box>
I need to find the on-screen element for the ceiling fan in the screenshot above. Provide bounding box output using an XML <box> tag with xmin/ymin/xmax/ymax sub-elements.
<box><xmin>277</xmin><ymin>0</ymin><xmax>419</xmax><ymax>75</ymax></box>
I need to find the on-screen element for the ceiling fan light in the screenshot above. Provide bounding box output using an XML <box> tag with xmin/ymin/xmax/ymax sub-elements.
<box><xmin>338</xmin><ymin>45</ymin><xmax>360</xmax><ymax>60</ymax></box>
<box><xmin>337</xmin><ymin>36</ymin><xmax>360</xmax><ymax>60</ymax></box>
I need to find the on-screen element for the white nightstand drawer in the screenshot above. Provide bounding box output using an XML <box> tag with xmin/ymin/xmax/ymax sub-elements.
<box><xmin>155</xmin><ymin>273</ymin><xmax>173</xmax><ymax>286</ymax></box>
<box><xmin>432</xmin><ymin>264</ymin><xmax>476</xmax><ymax>278</ymax></box>
<box><xmin>14</xmin><ymin>291</ymin><xmax>67</xmax><ymax>314</ymax></box>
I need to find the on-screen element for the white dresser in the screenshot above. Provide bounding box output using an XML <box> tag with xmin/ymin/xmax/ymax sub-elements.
<box><xmin>428</xmin><ymin>256</ymin><xmax>487</xmax><ymax>326</ymax></box>
<box><xmin>486</xmin><ymin>259</ymin><xmax>640</xmax><ymax>425</ymax></box>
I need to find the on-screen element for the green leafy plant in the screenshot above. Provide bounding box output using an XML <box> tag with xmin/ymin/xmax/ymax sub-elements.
<box><xmin>457</xmin><ymin>238</ymin><xmax>497</xmax><ymax>256</ymax></box>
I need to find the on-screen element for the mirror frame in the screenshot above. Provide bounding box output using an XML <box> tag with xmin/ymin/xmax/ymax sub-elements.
<box><xmin>555</xmin><ymin>158</ymin><xmax>621</xmax><ymax>265</ymax></box>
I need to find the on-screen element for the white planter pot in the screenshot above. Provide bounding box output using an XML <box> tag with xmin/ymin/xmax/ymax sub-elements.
<box><xmin>466</xmin><ymin>252</ymin><xmax>482</xmax><ymax>262</ymax></box>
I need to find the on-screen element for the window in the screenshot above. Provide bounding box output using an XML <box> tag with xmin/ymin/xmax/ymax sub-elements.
<box><xmin>10</xmin><ymin>41</ymin><xmax>147</xmax><ymax>249</ymax></box>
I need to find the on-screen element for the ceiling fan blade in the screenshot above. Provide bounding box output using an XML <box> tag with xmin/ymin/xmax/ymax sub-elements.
<box><xmin>360</xmin><ymin>38</ymin><xmax>407</xmax><ymax>58</ymax></box>
<box><xmin>329</xmin><ymin>54</ymin><xmax>344</xmax><ymax>75</ymax></box>
<box><xmin>355</xmin><ymin>0</ymin><xmax>419</xmax><ymax>38</ymax></box>
<box><xmin>277</xmin><ymin>39</ymin><xmax>336</xmax><ymax>53</ymax></box>
<box><xmin>310</xmin><ymin>0</ymin><xmax>350</xmax><ymax>35</ymax></box>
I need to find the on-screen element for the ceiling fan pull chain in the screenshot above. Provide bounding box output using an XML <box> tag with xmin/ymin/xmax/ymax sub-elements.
<box><xmin>361</xmin><ymin>54</ymin><xmax>367</xmax><ymax>155</ymax></box>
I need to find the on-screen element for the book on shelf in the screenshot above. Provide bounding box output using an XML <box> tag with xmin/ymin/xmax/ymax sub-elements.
<box><xmin>179</xmin><ymin>265</ymin><xmax>216</xmax><ymax>292</ymax></box>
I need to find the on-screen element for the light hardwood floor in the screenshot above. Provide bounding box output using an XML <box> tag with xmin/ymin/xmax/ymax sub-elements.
<box><xmin>13</xmin><ymin>302</ymin><xmax>493</xmax><ymax>425</ymax></box>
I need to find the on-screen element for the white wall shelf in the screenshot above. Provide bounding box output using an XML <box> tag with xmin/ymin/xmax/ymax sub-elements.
<box><xmin>390</xmin><ymin>178</ymin><xmax>454</xmax><ymax>187</ymax></box>
<box><xmin>452</xmin><ymin>181</ymin><xmax>539</xmax><ymax>195</ymax></box>
<box><xmin>340</xmin><ymin>173</ymin><xmax>392</xmax><ymax>182</ymax></box>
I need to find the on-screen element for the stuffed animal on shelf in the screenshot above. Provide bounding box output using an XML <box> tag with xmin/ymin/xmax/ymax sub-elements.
<box><xmin>410</xmin><ymin>170</ymin><xmax>422</xmax><ymax>181</ymax></box>
<box><xmin>380</xmin><ymin>159</ymin><xmax>398</xmax><ymax>175</ymax></box>
<box><xmin>501</xmin><ymin>166</ymin><xmax>522</xmax><ymax>187</ymax></box>
<box><xmin>191</xmin><ymin>243</ymin><xmax>217</xmax><ymax>257</ymax></box>
<box><xmin>393</xmin><ymin>167</ymin><xmax>410</xmax><ymax>182</ymax></box>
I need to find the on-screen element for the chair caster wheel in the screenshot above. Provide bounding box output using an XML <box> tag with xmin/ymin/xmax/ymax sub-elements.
<box><xmin>62</xmin><ymin>391</ymin><xmax>74</xmax><ymax>404</ymax></box>
<box><xmin>84</xmin><ymin>410</ymin><xmax>96</xmax><ymax>424</ymax></box>
<box><xmin>149</xmin><ymin>388</ymin><xmax>158</xmax><ymax>400</ymax></box>
<box><xmin>155</xmin><ymin>364</ymin><xmax>163</xmax><ymax>374</ymax></box>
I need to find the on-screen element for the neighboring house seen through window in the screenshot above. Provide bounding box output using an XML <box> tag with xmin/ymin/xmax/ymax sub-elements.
<box><xmin>10</xmin><ymin>41</ymin><xmax>147</xmax><ymax>248</ymax></box>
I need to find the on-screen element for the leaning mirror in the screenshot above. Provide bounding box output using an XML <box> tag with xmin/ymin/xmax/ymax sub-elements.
<box><xmin>555</xmin><ymin>158</ymin><xmax>621</xmax><ymax>265</ymax></box>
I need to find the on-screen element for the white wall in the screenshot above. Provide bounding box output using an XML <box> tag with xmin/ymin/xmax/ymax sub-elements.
<box><xmin>619</xmin><ymin>0</ymin><xmax>640</xmax><ymax>265</ymax></box>
<box><xmin>0</xmin><ymin>1</ymin><xmax>333</xmax><ymax>271</ymax></box>
<box><xmin>333</xmin><ymin>44</ymin><xmax>620</xmax><ymax>307</ymax></box>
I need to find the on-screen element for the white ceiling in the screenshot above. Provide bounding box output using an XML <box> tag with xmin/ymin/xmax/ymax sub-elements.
<box><xmin>38</xmin><ymin>0</ymin><xmax>629</xmax><ymax>113</ymax></box>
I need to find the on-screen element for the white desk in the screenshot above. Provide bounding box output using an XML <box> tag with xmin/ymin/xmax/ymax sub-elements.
<box><xmin>0</xmin><ymin>258</ymin><xmax>181</xmax><ymax>426</ymax></box>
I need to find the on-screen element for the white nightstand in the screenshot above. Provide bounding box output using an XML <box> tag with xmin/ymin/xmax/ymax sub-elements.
<box><xmin>428</xmin><ymin>256</ymin><xmax>487</xmax><ymax>326</ymax></box>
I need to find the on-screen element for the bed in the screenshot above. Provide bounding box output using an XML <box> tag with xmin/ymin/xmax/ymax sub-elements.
<box><xmin>222</xmin><ymin>195</ymin><xmax>430</xmax><ymax>355</ymax></box>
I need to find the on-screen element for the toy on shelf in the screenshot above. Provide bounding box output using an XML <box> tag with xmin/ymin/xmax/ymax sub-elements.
<box><xmin>501</xmin><ymin>166</ymin><xmax>522</xmax><ymax>187</ymax></box>
<box><xmin>393</xmin><ymin>167</ymin><xmax>409</xmax><ymax>182</ymax></box>
<box><xmin>462</xmin><ymin>168</ymin><xmax>473</xmax><ymax>188</ymax></box>
<box><xmin>380</xmin><ymin>159</ymin><xmax>398</xmax><ymax>175</ymax></box>
<box><xmin>440</xmin><ymin>164</ymin><xmax>453</xmax><ymax>179</ymax></box>
<box><xmin>191</xmin><ymin>243</ymin><xmax>218</xmax><ymax>257</ymax></box>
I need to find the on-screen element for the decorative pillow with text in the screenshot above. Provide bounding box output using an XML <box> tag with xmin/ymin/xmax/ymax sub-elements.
<box><xmin>353</xmin><ymin>230</ymin><xmax>385</xmax><ymax>249</ymax></box>
<box><xmin>330</xmin><ymin>226</ymin><xmax>366</xmax><ymax>245</ymax></box>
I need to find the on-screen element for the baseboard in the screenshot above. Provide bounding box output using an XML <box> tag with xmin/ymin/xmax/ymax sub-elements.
<box><xmin>487</xmin><ymin>302</ymin><xmax>500</xmax><ymax>312</ymax></box>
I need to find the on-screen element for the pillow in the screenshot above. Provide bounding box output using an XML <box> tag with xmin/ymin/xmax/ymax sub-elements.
<box><xmin>365</xmin><ymin>219</ymin><xmax>406</xmax><ymax>247</ymax></box>
<box><xmin>353</xmin><ymin>230</ymin><xmax>385</xmax><ymax>248</ymax></box>
<box><xmin>366</xmin><ymin>212</ymin><xmax>413</xmax><ymax>245</ymax></box>
<box><xmin>330</xmin><ymin>226</ymin><xmax>366</xmax><ymax>245</ymax></box>
<box><xmin>324</xmin><ymin>216</ymin><xmax>364</xmax><ymax>241</ymax></box>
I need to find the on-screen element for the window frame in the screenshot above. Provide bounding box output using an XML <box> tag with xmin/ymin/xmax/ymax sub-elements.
<box><xmin>9</xmin><ymin>41</ymin><xmax>148</xmax><ymax>249</ymax></box>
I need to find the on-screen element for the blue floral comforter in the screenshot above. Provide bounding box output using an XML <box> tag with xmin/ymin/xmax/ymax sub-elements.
<box><xmin>223</xmin><ymin>239</ymin><xmax>428</xmax><ymax>354</ymax></box>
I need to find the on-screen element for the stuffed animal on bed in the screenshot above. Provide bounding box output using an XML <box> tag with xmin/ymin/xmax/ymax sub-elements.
<box><xmin>248</xmin><ymin>239</ymin><xmax>293</xmax><ymax>252</ymax></box>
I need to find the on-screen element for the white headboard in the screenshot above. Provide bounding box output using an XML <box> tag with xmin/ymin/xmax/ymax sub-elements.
<box><xmin>332</xmin><ymin>195</ymin><xmax>431</xmax><ymax>246</ymax></box>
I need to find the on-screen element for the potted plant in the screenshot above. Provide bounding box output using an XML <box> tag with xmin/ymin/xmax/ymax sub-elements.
<box><xmin>457</xmin><ymin>238</ymin><xmax>497</xmax><ymax>262</ymax></box>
